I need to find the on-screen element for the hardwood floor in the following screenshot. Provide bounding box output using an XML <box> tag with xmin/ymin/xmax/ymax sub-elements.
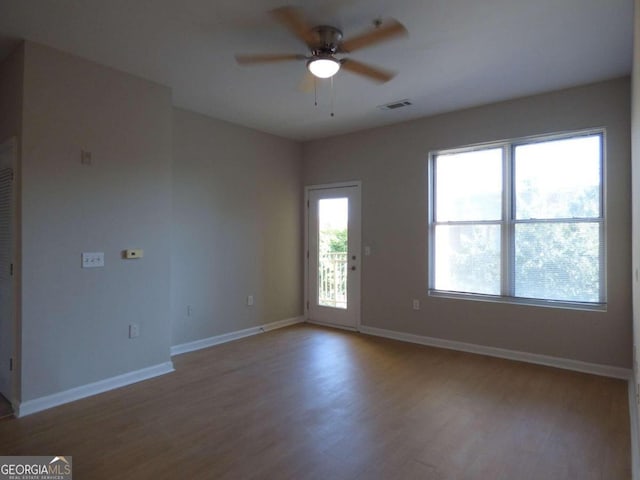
<box><xmin>0</xmin><ymin>324</ymin><xmax>631</xmax><ymax>479</ymax></box>
<box><xmin>0</xmin><ymin>393</ymin><xmax>13</xmax><ymax>421</ymax></box>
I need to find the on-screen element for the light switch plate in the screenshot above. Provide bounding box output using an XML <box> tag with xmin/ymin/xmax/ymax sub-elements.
<box><xmin>82</xmin><ymin>252</ymin><xmax>104</xmax><ymax>268</ymax></box>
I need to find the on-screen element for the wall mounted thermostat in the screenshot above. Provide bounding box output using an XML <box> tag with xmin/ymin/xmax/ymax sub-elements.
<box><xmin>124</xmin><ymin>249</ymin><xmax>144</xmax><ymax>259</ymax></box>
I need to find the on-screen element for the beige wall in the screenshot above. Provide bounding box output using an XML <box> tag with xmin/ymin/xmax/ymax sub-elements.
<box><xmin>303</xmin><ymin>77</ymin><xmax>632</xmax><ymax>368</ymax></box>
<box><xmin>6</xmin><ymin>41</ymin><xmax>304</xmax><ymax>403</ymax></box>
<box><xmin>171</xmin><ymin>108</ymin><xmax>302</xmax><ymax>346</ymax></box>
<box><xmin>20</xmin><ymin>42</ymin><xmax>173</xmax><ymax>401</ymax></box>
<box><xmin>632</xmin><ymin>0</ymin><xmax>640</xmax><ymax>427</ymax></box>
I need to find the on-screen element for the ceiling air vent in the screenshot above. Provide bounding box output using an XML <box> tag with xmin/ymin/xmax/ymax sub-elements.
<box><xmin>377</xmin><ymin>99</ymin><xmax>413</xmax><ymax>111</ymax></box>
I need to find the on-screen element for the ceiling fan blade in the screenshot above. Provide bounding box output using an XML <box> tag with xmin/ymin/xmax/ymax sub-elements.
<box><xmin>341</xmin><ymin>59</ymin><xmax>396</xmax><ymax>83</ymax></box>
<box><xmin>298</xmin><ymin>71</ymin><xmax>316</xmax><ymax>93</ymax></box>
<box><xmin>340</xmin><ymin>19</ymin><xmax>407</xmax><ymax>53</ymax></box>
<box><xmin>235</xmin><ymin>53</ymin><xmax>305</xmax><ymax>65</ymax></box>
<box><xmin>270</xmin><ymin>6</ymin><xmax>316</xmax><ymax>47</ymax></box>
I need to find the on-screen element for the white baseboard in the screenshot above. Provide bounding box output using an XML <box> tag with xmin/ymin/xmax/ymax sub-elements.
<box><xmin>17</xmin><ymin>361</ymin><xmax>175</xmax><ymax>417</ymax></box>
<box><xmin>261</xmin><ymin>316</ymin><xmax>305</xmax><ymax>332</ymax></box>
<box><xmin>359</xmin><ymin>325</ymin><xmax>632</xmax><ymax>380</ymax></box>
<box><xmin>306</xmin><ymin>319</ymin><xmax>358</xmax><ymax>332</ymax></box>
<box><xmin>171</xmin><ymin>316</ymin><xmax>305</xmax><ymax>356</ymax></box>
<box><xmin>171</xmin><ymin>325</ymin><xmax>262</xmax><ymax>356</ymax></box>
<box><xmin>630</xmin><ymin>379</ymin><xmax>640</xmax><ymax>480</ymax></box>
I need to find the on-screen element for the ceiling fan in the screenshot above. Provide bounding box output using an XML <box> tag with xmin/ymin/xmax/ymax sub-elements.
<box><xmin>234</xmin><ymin>6</ymin><xmax>407</xmax><ymax>85</ymax></box>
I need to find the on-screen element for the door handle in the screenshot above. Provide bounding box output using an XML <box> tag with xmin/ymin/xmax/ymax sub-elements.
<box><xmin>351</xmin><ymin>266</ymin><xmax>356</xmax><ymax>271</ymax></box>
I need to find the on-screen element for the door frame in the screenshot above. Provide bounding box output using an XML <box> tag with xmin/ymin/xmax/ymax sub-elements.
<box><xmin>304</xmin><ymin>181</ymin><xmax>362</xmax><ymax>331</ymax></box>
<box><xmin>0</xmin><ymin>137</ymin><xmax>17</xmax><ymax>409</ymax></box>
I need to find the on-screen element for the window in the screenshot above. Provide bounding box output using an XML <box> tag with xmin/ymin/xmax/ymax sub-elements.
<box><xmin>429</xmin><ymin>130</ymin><xmax>605</xmax><ymax>308</ymax></box>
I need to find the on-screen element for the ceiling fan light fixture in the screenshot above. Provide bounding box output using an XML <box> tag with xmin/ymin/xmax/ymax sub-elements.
<box><xmin>307</xmin><ymin>57</ymin><xmax>340</xmax><ymax>78</ymax></box>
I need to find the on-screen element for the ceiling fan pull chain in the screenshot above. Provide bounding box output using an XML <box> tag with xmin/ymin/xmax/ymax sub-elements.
<box><xmin>314</xmin><ymin>77</ymin><xmax>318</xmax><ymax>107</ymax></box>
<box><xmin>330</xmin><ymin>76</ymin><xmax>335</xmax><ymax>117</ymax></box>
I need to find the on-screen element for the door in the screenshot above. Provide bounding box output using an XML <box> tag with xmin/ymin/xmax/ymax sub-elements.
<box><xmin>307</xmin><ymin>184</ymin><xmax>361</xmax><ymax>329</ymax></box>
<box><xmin>0</xmin><ymin>139</ymin><xmax>15</xmax><ymax>403</ymax></box>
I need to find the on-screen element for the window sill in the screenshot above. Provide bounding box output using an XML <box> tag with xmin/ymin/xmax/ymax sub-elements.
<box><xmin>428</xmin><ymin>290</ymin><xmax>607</xmax><ymax>312</ymax></box>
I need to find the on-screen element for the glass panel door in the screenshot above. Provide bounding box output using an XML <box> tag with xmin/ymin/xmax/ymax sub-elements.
<box><xmin>307</xmin><ymin>185</ymin><xmax>360</xmax><ymax>329</ymax></box>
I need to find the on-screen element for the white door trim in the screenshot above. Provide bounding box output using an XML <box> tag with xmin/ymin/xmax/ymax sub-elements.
<box><xmin>304</xmin><ymin>181</ymin><xmax>362</xmax><ymax>331</ymax></box>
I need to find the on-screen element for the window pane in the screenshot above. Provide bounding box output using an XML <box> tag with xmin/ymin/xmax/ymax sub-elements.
<box><xmin>434</xmin><ymin>224</ymin><xmax>501</xmax><ymax>295</ymax></box>
<box><xmin>515</xmin><ymin>222</ymin><xmax>600</xmax><ymax>302</ymax></box>
<box><xmin>318</xmin><ymin>198</ymin><xmax>348</xmax><ymax>309</ymax></box>
<box><xmin>435</xmin><ymin>148</ymin><xmax>502</xmax><ymax>221</ymax></box>
<box><xmin>514</xmin><ymin>135</ymin><xmax>601</xmax><ymax>220</ymax></box>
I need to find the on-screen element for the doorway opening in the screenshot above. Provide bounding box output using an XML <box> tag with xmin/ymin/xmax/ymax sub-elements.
<box><xmin>305</xmin><ymin>182</ymin><xmax>361</xmax><ymax>330</ymax></box>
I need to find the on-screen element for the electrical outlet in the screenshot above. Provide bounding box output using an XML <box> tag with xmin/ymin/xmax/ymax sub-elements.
<box><xmin>187</xmin><ymin>305</ymin><xmax>193</xmax><ymax>316</ymax></box>
<box><xmin>247</xmin><ymin>295</ymin><xmax>254</xmax><ymax>306</ymax></box>
<box><xmin>129</xmin><ymin>323</ymin><xmax>140</xmax><ymax>339</ymax></box>
<box><xmin>412</xmin><ymin>299</ymin><xmax>420</xmax><ymax>310</ymax></box>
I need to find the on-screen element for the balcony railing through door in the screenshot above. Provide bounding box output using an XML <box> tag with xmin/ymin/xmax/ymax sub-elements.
<box><xmin>318</xmin><ymin>252</ymin><xmax>348</xmax><ymax>309</ymax></box>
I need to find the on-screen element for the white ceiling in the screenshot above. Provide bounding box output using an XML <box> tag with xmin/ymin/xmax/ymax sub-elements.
<box><xmin>0</xmin><ymin>0</ymin><xmax>632</xmax><ymax>141</ymax></box>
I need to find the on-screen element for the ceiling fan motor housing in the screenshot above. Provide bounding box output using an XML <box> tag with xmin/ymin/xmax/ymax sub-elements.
<box><xmin>311</xmin><ymin>26</ymin><xmax>343</xmax><ymax>55</ymax></box>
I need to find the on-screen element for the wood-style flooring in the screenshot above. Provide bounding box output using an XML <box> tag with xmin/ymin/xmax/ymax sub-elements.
<box><xmin>0</xmin><ymin>324</ymin><xmax>631</xmax><ymax>479</ymax></box>
<box><xmin>0</xmin><ymin>393</ymin><xmax>13</xmax><ymax>421</ymax></box>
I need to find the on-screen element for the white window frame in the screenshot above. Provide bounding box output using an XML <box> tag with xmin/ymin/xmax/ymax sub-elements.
<box><xmin>428</xmin><ymin>128</ymin><xmax>606</xmax><ymax>311</ymax></box>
